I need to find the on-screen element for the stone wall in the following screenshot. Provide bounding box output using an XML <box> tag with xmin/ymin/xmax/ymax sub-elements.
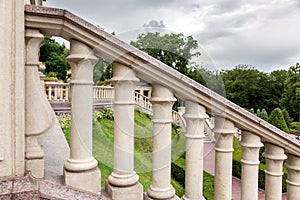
<box><xmin>0</xmin><ymin>0</ymin><xmax>25</xmax><ymax>177</ymax></box>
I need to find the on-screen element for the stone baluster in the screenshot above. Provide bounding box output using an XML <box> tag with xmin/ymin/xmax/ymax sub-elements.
<box><xmin>25</xmin><ymin>29</ymin><xmax>55</xmax><ymax>178</ymax></box>
<box><xmin>63</xmin><ymin>39</ymin><xmax>100</xmax><ymax>194</ymax></box>
<box><xmin>101</xmin><ymin>87</ymin><xmax>104</xmax><ymax>99</ymax></box>
<box><xmin>54</xmin><ymin>85</ymin><xmax>58</xmax><ymax>101</ymax></box>
<box><xmin>106</xmin><ymin>62</ymin><xmax>143</xmax><ymax>199</ymax></box>
<box><xmin>65</xmin><ymin>85</ymin><xmax>69</xmax><ymax>101</ymax></box>
<box><xmin>48</xmin><ymin>85</ymin><xmax>52</xmax><ymax>100</ymax></box>
<box><xmin>25</xmin><ymin>0</ymin><xmax>44</xmax><ymax>5</ymax></box>
<box><xmin>285</xmin><ymin>154</ymin><xmax>300</xmax><ymax>200</ymax></box>
<box><xmin>182</xmin><ymin>101</ymin><xmax>207</xmax><ymax>200</ymax></box>
<box><xmin>240</xmin><ymin>131</ymin><xmax>263</xmax><ymax>200</ymax></box>
<box><xmin>213</xmin><ymin>116</ymin><xmax>235</xmax><ymax>200</ymax></box>
<box><xmin>59</xmin><ymin>85</ymin><xmax>64</xmax><ymax>100</ymax></box>
<box><xmin>263</xmin><ymin>143</ymin><xmax>287</xmax><ymax>200</ymax></box>
<box><xmin>145</xmin><ymin>84</ymin><xmax>179</xmax><ymax>200</ymax></box>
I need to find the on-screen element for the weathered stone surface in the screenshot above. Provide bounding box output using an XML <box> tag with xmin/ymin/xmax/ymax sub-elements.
<box><xmin>64</xmin><ymin>168</ymin><xmax>101</xmax><ymax>195</ymax></box>
<box><xmin>105</xmin><ymin>180</ymin><xmax>143</xmax><ymax>200</ymax></box>
<box><xmin>0</xmin><ymin>0</ymin><xmax>25</xmax><ymax>178</ymax></box>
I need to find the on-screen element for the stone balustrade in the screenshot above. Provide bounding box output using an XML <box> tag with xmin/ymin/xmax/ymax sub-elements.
<box><xmin>3</xmin><ymin>4</ymin><xmax>298</xmax><ymax>200</ymax></box>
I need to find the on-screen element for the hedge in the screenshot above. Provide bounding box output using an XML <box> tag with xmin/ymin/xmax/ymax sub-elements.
<box><xmin>232</xmin><ymin>152</ymin><xmax>287</xmax><ymax>192</ymax></box>
<box><xmin>171</xmin><ymin>158</ymin><xmax>215</xmax><ymax>200</ymax></box>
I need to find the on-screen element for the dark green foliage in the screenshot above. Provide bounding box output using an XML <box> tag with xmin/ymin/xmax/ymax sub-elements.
<box><xmin>232</xmin><ymin>137</ymin><xmax>287</xmax><ymax>192</ymax></box>
<box><xmin>171</xmin><ymin>163</ymin><xmax>185</xmax><ymax>186</ymax></box>
<box><xmin>280</xmin><ymin>63</ymin><xmax>300</xmax><ymax>121</ymax></box>
<box><xmin>259</xmin><ymin>145</ymin><xmax>266</xmax><ymax>164</ymax></box>
<box><xmin>39</xmin><ymin>36</ymin><xmax>70</xmax><ymax>81</ymax></box>
<box><xmin>268</xmin><ymin>108</ymin><xmax>289</xmax><ymax>133</ymax></box>
<box><xmin>171</xmin><ymin>158</ymin><xmax>215</xmax><ymax>200</ymax></box>
<box><xmin>131</xmin><ymin>32</ymin><xmax>200</xmax><ymax>75</ymax></box>
<box><xmin>131</xmin><ymin>32</ymin><xmax>225</xmax><ymax>96</ymax></box>
<box><xmin>93</xmin><ymin>57</ymin><xmax>112</xmax><ymax>84</ymax></box>
<box><xmin>290</xmin><ymin>122</ymin><xmax>300</xmax><ymax>134</ymax></box>
<box><xmin>221</xmin><ymin>65</ymin><xmax>273</xmax><ymax>112</ymax></box>
<box><xmin>257</xmin><ymin>109</ymin><xmax>268</xmax><ymax>121</ymax></box>
<box><xmin>282</xmin><ymin>108</ymin><xmax>293</xmax><ymax>127</ymax></box>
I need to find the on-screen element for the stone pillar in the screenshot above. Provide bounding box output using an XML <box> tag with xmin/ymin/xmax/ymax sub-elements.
<box><xmin>145</xmin><ymin>84</ymin><xmax>179</xmax><ymax>200</ymax></box>
<box><xmin>286</xmin><ymin>154</ymin><xmax>300</xmax><ymax>200</ymax></box>
<box><xmin>240</xmin><ymin>131</ymin><xmax>263</xmax><ymax>200</ymax></box>
<box><xmin>0</xmin><ymin>0</ymin><xmax>25</xmax><ymax>177</ymax></box>
<box><xmin>63</xmin><ymin>39</ymin><xmax>101</xmax><ymax>194</ymax></box>
<box><xmin>25</xmin><ymin>29</ymin><xmax>55</xmax><ymax>179</ymax></box>
<box><xmin>182</xmin><ymin>101</ymin><xmax>207</xmax><ymax>200</ymax></box>
<box><xmin>106</xmin><ymin>62</ymin><xmax>143</xmax><ymax>199</ymax></box>
<box><xmin>213</xmin><ymin>116</ymin><xmax>235</xmax><ymax>200</ymax></box>
<box><xmin>25</xmin><ymin>0</ymin><xmax>44</xmax><ymax>5</ymax></box>
<box><xmin>263</xmin><ymin>143</ymin><xmax>287</xmax><ymax>200</ymax></box>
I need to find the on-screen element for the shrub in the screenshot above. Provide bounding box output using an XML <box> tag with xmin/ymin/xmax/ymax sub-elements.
<box><xmin>93</xmin><ymin>108</ymin><xmax>114</xmax><ymax>121</ymax></box>
<box><xmin>267</xmin><ymin>108</ymin><xmax>289</xmax><ymax>133</ymax></box>
<box><xmin>289</xmin><ymin>122</ymin><xmax>300</xmax><ymax>134</ymax></box>
<box><xmin>282</xmin><ymin>108</ymin><xmax>293</xmax><ymax>127</ymax></box>
<box><xmin>257</xmin><ymin>108</ymin><xmax>268</xmax><ymax>121</ymax></box>
<box><xmin>57</xmin><ymin>115</ymin><xmax>71</xmax><ymax>131</ymax></box>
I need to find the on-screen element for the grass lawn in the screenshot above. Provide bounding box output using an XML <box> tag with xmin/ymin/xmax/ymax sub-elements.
<box><xmin>60</xmin><ymin>109</ymin><xmax>215</xmax><ymax>198</ymax></box>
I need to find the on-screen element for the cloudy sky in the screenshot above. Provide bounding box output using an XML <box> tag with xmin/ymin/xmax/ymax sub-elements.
<box><xmin>44</xmin><ymin>0</ymin><xmax>300</xmax><ymax>72</ymax></box>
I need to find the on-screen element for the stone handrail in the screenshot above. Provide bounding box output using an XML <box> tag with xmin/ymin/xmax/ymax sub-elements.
<box><xmin>134</xmin><ymin>92</ymin><xmax>152</xmax><ymax>113</ymax></box>
<box><xmin>26</xmin><ymin>5</ymin><xmax>300</xmax><ymax>200</ymax></box>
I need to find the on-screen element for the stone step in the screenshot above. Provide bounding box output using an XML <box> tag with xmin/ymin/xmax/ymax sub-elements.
<box><xmin>0</xmin><ymin>174</ymin><xmax>110</xmax><ymax>200</ymax></box>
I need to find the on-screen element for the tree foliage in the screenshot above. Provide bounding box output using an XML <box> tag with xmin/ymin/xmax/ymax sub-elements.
<box><xmin>93</xmin><ymin>57</ymin><xmax>112</xmax><ymax>85</ymax></box>
<box><xmin>221</xmin><ymin>65</ymin><xmax>271</xmax><ymax>111</ymax></box>
<box><xmin>281</xmin><ymin>63</ymin><xmax>300</xmax><ymax>121</ymax></box>
<box><xmin>130</xmin><ymin>32</ymin><xmax>200</xmax><ymax>75</ymax></box>
<box><xmin>257</xmin><ymin>108</ymin><xmax>268</xmax><ymax>121</ymax></box>
<box><xmin>268</xmin><ymin>108</ymin><xmax>289</xmax><ymax>133</ymax></box>
<box><xmin>130</xmin><ymin>32</ymin><xmax>225</xmax><ymax>95</ymax></box>
<box><xmin>39</xmin><ymin>36</ymin><xmax>70</xmax><ymax>81</ymax></box>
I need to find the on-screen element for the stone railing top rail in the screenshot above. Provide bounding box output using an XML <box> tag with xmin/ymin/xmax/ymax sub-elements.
<box><xmin>25</xmin><ymin>5</ymin><xmax>300</xmax><ymax>155</ymax></box>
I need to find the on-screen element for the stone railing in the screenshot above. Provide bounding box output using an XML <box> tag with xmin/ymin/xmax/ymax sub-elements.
<box><xmin>93</xmin><ymin>85</ymin><xmax>114</xmax><ymax>100</ymax></box>
<box><xmin>44</xmin><ymin>82</ymin><xmax>114</xmax><ymax>102</ymax></box>
<box><xmin>44</xmin><ymin>82</ymin><xmax>70</xmax><ymax>102</ymax></box>
<box><xmin>134</xmin><ymin>91</ymin><xmax>152</xmax><ymax>114</ymax></box>
<box><xmin>44</xmin><ymin>82</ymin><xmax>190</xmax><ymax>130</ymax></box>
<box><xmin>25</xmin><ymin>5</ymin><xmax>300</xmax><ymax>200</ymax></box>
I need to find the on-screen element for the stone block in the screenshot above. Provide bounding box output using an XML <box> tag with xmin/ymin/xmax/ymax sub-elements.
<box><xmin>144</xmin><ymin>192</ymin><xmax>180</xmax><ymax>200</ymax></box>
<box><xmin>64</xmin><ymin>168</ymin><xmax>101</xmax><ymax>195</ymax></box>
<box><xmin>105</xmin><ymin>180</ymin><xmax>143</xmax><ymax>200</ymax></box>
<box><xmin>26</xmin><ymin>158</ymin><xmax>44</xmax><ymax>179</ymax></box>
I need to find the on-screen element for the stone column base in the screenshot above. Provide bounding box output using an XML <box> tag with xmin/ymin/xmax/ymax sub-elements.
<box><xmin>105</xmin><ymin>180</ymin><xmax>143</xmax><ymax>200</ymax></box>
<box><xmin>26</xmin><ymin>158</ymin><xmax>44</xmax><ymax>179</ymax></box>
<box><xmin>144</xmin><ymin>193</ymin><xmax>180</xmax><ymax>200</ymax></box>
<box><xmin>182</xmin><ymin>195</ymin><xmax>206</xmax><ymax>200</ymax></box>
<box><xmin>64</xmin><ymin>168</ymin><xmax>101</xmax><ymax>195</ymax></box>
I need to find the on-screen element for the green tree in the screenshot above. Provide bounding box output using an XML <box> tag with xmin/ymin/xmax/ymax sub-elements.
<box><xmin>268</xmin><ymin>108</ymin><xmax>289</xmax><ymax>133</ymax></box>
<box><xmin>221</xmin><ymin>65</ymin><xmax>271</xmax><ymax>111</ymax></box>
<box><xmin>281</xmin><ymin>63</ymin><xmax>300</xmax><ymax>121</ymax></box>
<box><xmin>131</xmin><ymin>32</ymin><xmax>226</xmax><ymax>95</ymax></box>
<box><xmin>188</xmin><ymin>67</ymin><xmax>225</xmax><ymax>96</ymax></box>
<box><xmin>289</xmin><ymin>122</ymin><xmax>300</xmax><ymax>134</ymax></box>
<box><xmin>93</xmin><ymin>57</ymin><xmax>112</xmax><ymax>84</ymax></box>
<box><xmin>130</xmin><ymin>32</ymin><xmax>201</xmax><ymax>75</ymax></box>
<box><xmin>39</xmin><ymin>36</ymin><xmax>70</xmax><ymax>81</ymax></box>
<box><xmin>282</xmin><ymin>108</ymin><xmax>293</xmax><ymax>127</ymax></box>
<box><xmin>269</xmin><ymin>70</ymin><xmax>288</xmax><ymax>109</ymax></box>
<box><xmin>257</xmin><ymin>108</ymin><xmax>268</xmax><ymax>121</ymax></box>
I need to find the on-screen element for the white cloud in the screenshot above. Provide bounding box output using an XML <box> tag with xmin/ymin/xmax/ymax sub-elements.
<box><xmin>44</xmin><ymin>0</ymin><xmax>300</xmax><ymax>71</ymax></box>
